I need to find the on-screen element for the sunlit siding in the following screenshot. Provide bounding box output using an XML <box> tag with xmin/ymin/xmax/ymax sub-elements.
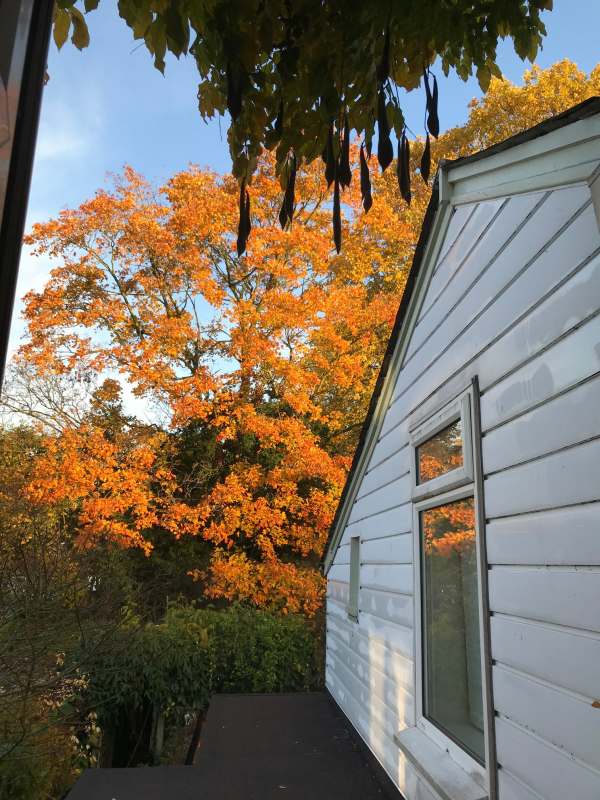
<box><xmin>326</xmin><ymin>176</ymin><xmax>600</xmax><ymax>800</ymax></box>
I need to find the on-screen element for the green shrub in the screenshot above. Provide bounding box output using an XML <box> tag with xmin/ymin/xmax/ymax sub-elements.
<box><xmin>83</xmin><ymin>605</ymin><xmax>214</xmax><ymax>730</ymax></box>
<box><xmin>78</xmin><ymin>602</ymin><xmax>323</xmax><ymax>766</ymax></box>
<box><xmin>200</xmin><ymin>604</ymin><xmax>323</xmax><ymax>693</ymax></box>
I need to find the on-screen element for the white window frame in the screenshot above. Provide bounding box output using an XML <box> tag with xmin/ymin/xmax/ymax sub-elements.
<box><xmin>347</xmin><ymin>535</ymin><xmax>360</xmax><ymax>622</ymax></box>
<box><xmin>411</xmin><ymin>393</ymin><xmax>473</xmax><ymax>502</ymax></box>
<box><xmin>408</xmin><ymin>386</ymin><xmax>491</xmax><ymax>789</ymax></box>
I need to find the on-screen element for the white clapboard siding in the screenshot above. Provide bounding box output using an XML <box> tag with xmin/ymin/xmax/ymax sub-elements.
<box><xmin>360</xmin><ymin>532</ymin><xmax>413</xmax><ymax>564</ymax></box>
<box><xmin>495</xmin><ymin>716</ymin><xmax>600</xmax><ymax>800</ymax></box>
<box><xmin>492</xmin><ymin>663</ymin><xmax>600</xmax><ymax>771</ymax></box>
<box><xmin>393</xmin><ymin>186</ymin><xmax>590</xmax><ymax>404</ymax></box>
<box><xmin>490</xmin><ymin>614</ymin><xmax>600</xmax><ymax>699</ymax></box>
<box><xmin>497</xmin><ymin>769</ymin><xmax>544</xmax><ymax>800</ymax></box>
<box><xmin>327</xmin><ymin>563</ymin><xmax>350</xmax><ymax>583</ymax></box>
<box><xmin>360</xmin><ymin>564</ymin><xmax>413</xmax><ymax>595</ymax></box>
<box><xmin>477</xmin><ymin>249</ymin><xmax>600</xmax><ymax>396</ymax></box>
<box><xmin>481</xmin><ymin>310</ymin><xmax>600</xmax><ymax>433</ymax></box>
<box><xmin>327</xmin><ymin>627</ymin><xmax>415</xmax><ymax>725</ymax></box>
<box><xmin>430</xmin><ymin>203</ymin><xmax>475</xmax><ymax>276</ymax></box>
<box><xmin>348</xmin><ymin>473</ymin><xmax>412</xmax><ymax>525</ymax></box>
<box><xmin>392</xmin><ymin>234</ymin><xmax>600</xmax><ymax>436</ymax></box>
<box><xmin>488</xmin><ymin>566</ymin><xmax>600</xmax><ymax>631</ymax></box>
<box><xmin>359</xmin><ymin>445</ymin><xmax>411</xmax><ymax>498</ymax></box>
<box><xmin>416</xmin><ymin>199</ymin><xmax>504</xmax><ymax>324</ymax></box>
<box><xmin>327</xmin><ymin>580</ymin><xmax>349</xmax><ymax>606</ymax></box>
<box><xmin>359</xmin><ymin>587</ymin><xmax>413</xmax><ymax>628</ymax></box>
<box><xmin>327</xmin><ymin>652</ymin><xmax>401</xmax><ymax>733</ymax></box>
<box><xmin>408</xmin><ymin>192</ymin><xmax>543</xmax><ymax>359</ymax></box>
<box><xmin>327</xmin><ymin>613</ymin><xmax>413</xmax><ymax>692</ymax></box>
<box><xmin>486</xmin><ymin>502</ymin><xmax>600</xmax><ymax>566</ymax></box>
<box><xmin>342</xmin><ymin>503</ymin><xmax>412</xmax><ymax>545</ymax></box>
<box><xmin>485</xmin><ymin>438</ymin><xmax>600</xmax><ymax>518</ymax></box>
<box><xmin>368</xmin><ymin>423</ymin><xmax>410</xmax><ymax>468</ymax></box>
<box><xmin>381</xmin><ymin>191</ymin><xmax>595</xmax><ymax>437</ymax></box>
<box><xmin>356</xmin><ymin>610</ymin><xmax>414</xmax><ymax>659</ymax></box>
<box><xmin>482</xmin><ymin>369</ymin><xmax>600</xmax><ymax>475</ymax></box>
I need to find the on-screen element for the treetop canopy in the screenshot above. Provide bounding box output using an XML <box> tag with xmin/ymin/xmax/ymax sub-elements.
<box><xmin>53</xmin><ymin>0</ymin><xmax>552</xmax><ymax>251</ymax></box>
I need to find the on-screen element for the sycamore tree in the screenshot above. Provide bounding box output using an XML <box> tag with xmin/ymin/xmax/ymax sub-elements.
<box><xmin>13</xmin><ymin>60</ymin><xmax>599</xmax><ymax>615</ymax></box>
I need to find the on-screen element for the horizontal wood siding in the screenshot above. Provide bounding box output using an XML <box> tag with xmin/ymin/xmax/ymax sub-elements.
<box><xmin>326</xmin><ymin>178</ymin><xmax>600</xmax><ymax>800</ymax></box>
<box><xmin>486</xmin><ymin>503</ymin><xmax>600</xmax><ymax>565</ymax></box>
<box><xmin>495</xmin><ymin>716</ymin><xmax>600</xmax><ymax>800</ymax></box>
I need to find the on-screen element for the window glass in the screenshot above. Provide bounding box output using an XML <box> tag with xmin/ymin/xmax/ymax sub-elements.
<box><xmin>421</xmin><ymin>497</ymin><xmax>484</xmax><ymax>763</ymax></box>
<box><xmin>348</xmin><ymin>536</ymin><xmax>360</xmax><ymax>620</ymax></box>
<box><xmin>417</xmin><ymin>418</ymin><xmax>463</xmax><ymax>484</ymax></box>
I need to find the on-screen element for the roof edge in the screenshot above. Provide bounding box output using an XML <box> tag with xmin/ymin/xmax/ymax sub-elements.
<box><xmin>322</xmin><ymin>176</ymin><xmax>445</xmax><ymax>573</ymax></box>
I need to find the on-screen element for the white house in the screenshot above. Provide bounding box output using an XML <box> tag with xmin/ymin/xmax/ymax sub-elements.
<box><xmin>323</xmin><ymin>98</ymin><xmax>600</xmax><ymax>800</ymax></box>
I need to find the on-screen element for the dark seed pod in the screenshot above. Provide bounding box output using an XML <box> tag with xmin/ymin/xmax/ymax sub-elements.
<box><xmin>398</xmin><ymin>131</ymin><xmax>411</xmax><ymax>205</ymax></box>
<box><xmin>377</xmin><ymin>87</ymin><xmax>393</xmax><ymax>172</ymax></box>
<box><xmin>226</xmin><ymin>62</ymin><xmax>243</xmax><ymax>122</ymax></box>
<box><xmin>274</xmin><ymin>99</ymin><xmax>284</xmax><ymax>138</ymax></box>
<box><xmin>279</xmin><ymin>153</ymin><xmax>297</xmax><ymax>229</ymax></box>
<box><xmin>376</xmin><ymin>26</ymin><xmax>390</xmax><ymax>84</ymax></box>
<box><xmin>322</xmin><ymin>124</ymin><xmax>336</xmax><ymax>187</ymax></box>
<box><xmin>360</xmin><ymin>142</ymin><xmax>372</xmax><ymax>213</ymax></box>
<box><xmin>365</xmin><ymin>130</ymin><xmax>372</xmax><ymax>160</ymax></box>
<box><xmin>425</xmin><ymin>71</ymin><xmax>440</xmax><ymax>138</ymax></box>
<box><xmin>339</xmin><ymin>113</ymin><xmax>352</xmax><ymax>188</ymax></box>
<box><xmin>420</xmin><ymin>133</ymin><xmax>431</xmax><ymax>184</ymax></box>
<box><xmin>237</xmin><ymin>179</ymin><xmax>251</xmax><ymax>255</ymax></box>
<box><xmin>333</xmin><ymin>177</ymin><xmax>342</xmax><ymax>253</ymax></box>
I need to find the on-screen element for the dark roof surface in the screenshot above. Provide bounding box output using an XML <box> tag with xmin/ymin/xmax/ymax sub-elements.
<box><xmin>323</xmin><ymin>96</ymin><xmax>600</xmax><ymax>567</ymax></box>
<box><xmin>67</xmin><ymin>692</ymin><xmax>401</xmax><ymax>799</ymax></box>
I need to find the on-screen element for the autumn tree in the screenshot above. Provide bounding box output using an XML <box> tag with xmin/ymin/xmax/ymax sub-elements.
<box><xmin>13</xmin><ymin>60</ymin><xmax>600</xmax><ymax>615</ymax></box>
<box><xmin>18</xmin><ymin>150</ymin><xmax>414</xmax><ymax>615</ymax></box>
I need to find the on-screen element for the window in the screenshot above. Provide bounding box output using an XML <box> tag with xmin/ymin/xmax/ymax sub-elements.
<box><xmin>347</xmin><ymin>535</ymin><xmax>360</xmax><ymax>622</ymax></box>
<box><xmin>421</xmin><ymin>496</ymin><xmax>484</xmax><ymax>762</ymax></box>
<box><xmin>411</xmin><ymin>393</ymin><xmax>473</xmax><ymax>502</ymax></box>
<box><xmin>409</xmin><ymin>387</ymin><xmax>489</xmax><ymax>780</ymax></box>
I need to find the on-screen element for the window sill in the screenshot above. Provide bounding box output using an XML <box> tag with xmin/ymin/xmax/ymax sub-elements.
<box><xmin>394</xmin><ymin>727</ymin><xmax>487</xmax><ymax>800</ymax></box>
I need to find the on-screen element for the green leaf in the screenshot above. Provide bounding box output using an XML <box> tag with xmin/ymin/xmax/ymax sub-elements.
<box><xmin>476</xmin><ymin>65</ymin><xmax>491</xmax><ymax>93</ymax></box>
<box><xmin>70</xmin><ymin>8</ymin><xmax>90</xmax><ymax>50</ymax></box>
<box><xmin>84</xmin><ymin>0</ymin><xmax>100</xmax><ymax>11</ymax></box>
<box><xmin>53</xmin><ymin>8</ymin><xmax>71</xmax><ymax>50</ymax></box>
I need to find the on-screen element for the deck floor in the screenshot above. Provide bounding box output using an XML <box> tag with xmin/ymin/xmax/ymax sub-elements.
<box><xmin>67</xmin><ymin>692</ymin><xmax>397</xmax><ymax>799</ymax></box>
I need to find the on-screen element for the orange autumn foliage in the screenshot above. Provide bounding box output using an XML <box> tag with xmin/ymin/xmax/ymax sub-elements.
<box><xmin>21</xmin><ymin>149</ymin><xmax>413</xmax><ymax>616</ymax></box>
<box><xmin>18</xmin><ymin>61</ymin><xmax>600</xmax><ymax>614</ymax></box>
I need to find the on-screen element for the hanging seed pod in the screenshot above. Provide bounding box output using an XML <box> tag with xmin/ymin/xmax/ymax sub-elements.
<box><xmin>226</xmin><ymin>62</ymin><xmax>243</xmax><ymax>122</ymax></box>
<box><xmin>424</xmin><ymin>70</ymin><xmax>440</xmax><ymax>138</ymax></box>
<box><xmin>274</xmin><ymin>99</ymin><xmax>284</xmax><ymax>138</ymax></box>
<box><xmin>322</xmin><ymin>124</ymin><xmax>336</xmax><ymax>188</ymax></box>
<box><xmin>398</xmin><ymin>130</ymin><xmax>411</xmax><ymax>205</ymax></box>
<box><xmin>279</xmin><ymin>153</ymin><xmax>297</xmax><ymax>229</ymax></box>
<box><xmin>333</xmin><ymin>176</ymin><xmax>342</xmax><ymax>253</ymax></box>
<box><xmin>377</xmin><ymin>87</ymin><xmax>393</xmax><ymax>172</ymax></box>
<box><xmin>420</xmin><ymin>133</ymin><xmax>431</xmax><ymax>184</ymax></box>
<box><xmin>376</xmin><ymin>26</ymin><xmax>390</xmax><ymax>84</ymax></box>
<box><xmin>339</xmin><ymin>113</ymin><xmax>352</xmax><ymax>188</ymax></box>
<box><xmin>236</xmin><ymin>179</ymin><xmax>251</xmax><ymax>255</ymax></box>
<box><xmin>360</xmin><ymin>142</ymin><xmax>372</xmax><ymax>213</ymax></box>
<box><xmin>365</xmin><ymin>129</ymin><xmax>372</xmax><ymax>160</ymax></box>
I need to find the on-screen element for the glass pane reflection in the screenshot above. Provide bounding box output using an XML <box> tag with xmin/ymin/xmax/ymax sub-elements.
<box><xmin>417</xmin><ymin>419</ymin><xmax>463</xmax><ymax>484</ymax></box>
<box><xmin>421</xmin><ymin>497</ymin><xmax>485</xmax><ymax>763</ymax></box>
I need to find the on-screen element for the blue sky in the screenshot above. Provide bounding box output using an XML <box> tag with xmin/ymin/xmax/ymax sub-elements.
<box><xmin>10</xmin><ymin>0</ymin><xmax>600</xmax><ymax>367</ymax></box>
